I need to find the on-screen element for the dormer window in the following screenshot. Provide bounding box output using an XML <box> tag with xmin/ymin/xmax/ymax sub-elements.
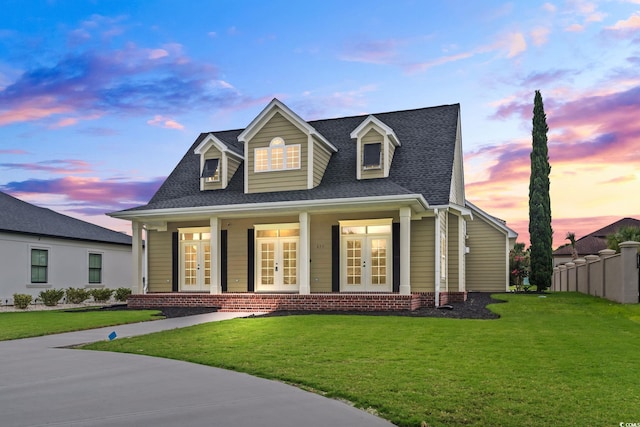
<box><xmin>202</xmin><ymin>158</ymin><xmax>220</xmax><ymax>182</ymax></box>
<box><xmin>363</xmin><ymin>143</ymin><xmax>382</xmax><ymax>169</ymax></box>
<box><xmin>255</xmin><ymin>137</ymin><xmax>301</xmax><ymax>172</ymax></box>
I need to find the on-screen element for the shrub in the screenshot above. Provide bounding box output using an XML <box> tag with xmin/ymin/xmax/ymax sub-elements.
<box><xmin>114</xmin><ymin>287</ymin><xmax>132</xmax><ymax>302</ymax></box>
<box><xmin>39</xmin><ymin>289</ymin><xmax>65</xmax><ymax>306</ymax></box>
<box><xmin>65</xmin><ymin>287</ymin><xmax>91</xmax><ymax>304</ymax></box>
<box><xmin>90</xmin><ymin>288</ymin><xmax>113</xmax><ymax>303</ymax></box>
<box><xmin>13</xmin><ymin>293</ymin><xmax>32</xmax><ymax>309</ymax></box>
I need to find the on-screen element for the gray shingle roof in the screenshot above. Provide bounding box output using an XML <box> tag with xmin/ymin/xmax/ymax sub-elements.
<box><xmin>0</xmin><ymin>191</ymin><xmax>131</xmax><ymax>245</ymax></box>
<box><xmin>553</xmin><ymin>217</ymin><xmax>640</xmax><ymax>256</ymax></box>
<box><xmin>123</xmin><ymin>104</ymin><xmax>460</xmax><ymax>213</ymax></box>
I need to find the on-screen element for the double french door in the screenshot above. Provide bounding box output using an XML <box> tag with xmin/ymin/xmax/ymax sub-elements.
<box><xmin>340</xmin><ymin>220</ymin><xmax>392</xmax><ymax>292</ymax></box>
<box><xmin>180</xmin><ymin>229</ymin><xmax>211</xmax><ymax>291</ymax></box>
<box><xmin>255</xmin><ymin>224</ymin><xmax>299</xmax><ymax>292</ymax></box>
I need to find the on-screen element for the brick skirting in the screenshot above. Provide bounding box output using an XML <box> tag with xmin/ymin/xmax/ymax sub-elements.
<box><xmin>127</xmin><ymin>291</ymin><xmax>468</xmax><ymax>312</ymax></box>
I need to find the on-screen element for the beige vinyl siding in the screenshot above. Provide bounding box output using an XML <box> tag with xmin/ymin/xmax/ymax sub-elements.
<box><xmin>225</xmin><ymin>218</ymin><xmax>253</xmax><ymax>292</ymax></box>
<box><xmin>147</xmin><ymin>230</ymin><xmax>172</xmax><ymax>292</ymax></box>
<box><xmin>387</xmin><ymin>143</ymin><xmax>396</xmax><ymax>170</ymax></box>
<box><xmin>466</xmin><ymin>215</ymin><xmax>508</xmax><ymax>292</ymax></box>
<box><xmin>247</xmin><ymin>112</ymin><xmax>308</xmax><ymax>193</ymax></box>
<box><xmin>312</xmin><ymin>138</ymin><xmax>331</xmax><ymax>188</ymax></box>
<box><xmin>447</xmin><ymin>212</ymin><xmax>459</xmax><ymax>291</ymax></box>
<box><xmin>448</xmin><ymin>119</ymin><xmax>464</xmax><ymax>205</ymax></box>
<box><xmin>361</xmin><ymin>128</ymin><xmax>385</xmax><ymax>179</ymax></box>
<box><xmin>203</xmin><ymin>146</ymin><xmax>223</xmax><ymax>191</ymax></box>
<box><xmin>310</xmin><ymin>211</ymin><xmax>400</xmax><ymax>292</ymax></box>
<box><xmin>226</xmin><ymin>156</ymin><xmax>241</xmax><ymax>184</ymax></box>
<box><xmin>410</xmin><ymin>217</ymin><xmax>436</xmax><ymax>291</ymax></box>
<box><xmin>309</xmin><ymin>214</ymin><xmax>334</xmax><ymax>292</ymax></box>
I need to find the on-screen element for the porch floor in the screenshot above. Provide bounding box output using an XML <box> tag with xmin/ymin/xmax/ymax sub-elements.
<box><xmin>128</xmin><ymin>291</ymin><xmax>467</xmax><ymax>312</ymax></box>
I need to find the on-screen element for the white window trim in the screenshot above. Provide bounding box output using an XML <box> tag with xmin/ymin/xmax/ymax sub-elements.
<box><xmin>254</xmin><ymin>137</ymin><xmax>301</xmax><ymax>173</ymax></box>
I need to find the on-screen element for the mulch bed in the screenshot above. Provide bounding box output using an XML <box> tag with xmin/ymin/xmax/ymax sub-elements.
<box><xmin>108</xmin><ymin>292</ymin><xmax>506</xmax><ymax>320</ymax></box>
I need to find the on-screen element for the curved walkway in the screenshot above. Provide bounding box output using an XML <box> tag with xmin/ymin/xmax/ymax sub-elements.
<box><xmin>0</xmin><ymin>312</ymin><xmax>394</xmax><ymax>427</ymax></box>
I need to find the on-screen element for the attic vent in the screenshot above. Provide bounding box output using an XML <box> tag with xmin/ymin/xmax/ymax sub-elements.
<box><xmin>202</xmin><ymin>158</ymin><xmax>220</xmax><ymax>182</ymax></box>
<box><xmin>363</xmin><ymin>143</ymin><xmax>382</xmax><ymax>169</ymax></box>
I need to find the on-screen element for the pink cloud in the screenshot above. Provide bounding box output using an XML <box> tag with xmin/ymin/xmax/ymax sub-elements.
<box><xmin>606</xmin><ymin>13</ymin><xmax>640</xmax><ymax>31</ymax></box>
<box><xmin>147</xmin><ymin>115</ymin><xmax>185</xmax><ymax>130</ymax></box>
<box><xmin>0</xmin><ymin>159</ymin><xmax>94</xmax><ymax>174</ymax></box>
<box><xmin>600</xmin><ymin>175</ymin><xmax>637</xmax><ymax>184</ymax></box>
<box><xmin>340</xmin><ymin>38</ymin><xmax>400</xmax><ymax>65</ymax></box>
<box><xmin>1</xmin><ymin>176</ymin><xmax>164</xmax><ymax>210</ymax></box>
<box><xmin>0</xmin><ymin>149</ymin><xmax>28</xmax><ymax>155</ymax></box>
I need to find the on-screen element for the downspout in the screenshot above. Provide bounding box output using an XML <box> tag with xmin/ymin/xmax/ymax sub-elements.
<box><xmin>434</xmin><ymin>209</ymin><xmax>440</xmax><ymax>307</ymax></box>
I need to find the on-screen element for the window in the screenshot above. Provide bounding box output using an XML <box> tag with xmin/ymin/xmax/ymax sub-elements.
<box><xmin>89</xmin><ymin>253</ymin><xmax>102</xmax><ymax>284</ymax></box>
<box><xmin>31</xmin><ymin>249</ymin><xmax>48</xmax><ymax>283</ymax></box>
<box><xmin>363</xmin><ymin>143</ymin><xmax>382</xmax><ymax>169</ymax></box>
<box><xmin>255</xmin><ymin>137</ymin><xmax>300</xmax><ymax>172</ymax></box>
<box><xmin>201</xmin><ymin>158</ymin><xmax>220</xmax><ymax>182</ymax></box>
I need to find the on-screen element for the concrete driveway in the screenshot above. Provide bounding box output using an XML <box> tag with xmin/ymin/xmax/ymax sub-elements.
<box><xmin>0</xmin><ymin>312</ymin><xmax>395</xmax><ymax>426</ymax></box>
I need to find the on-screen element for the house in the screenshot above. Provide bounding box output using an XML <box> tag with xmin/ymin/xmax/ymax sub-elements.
<box><xmin>553</xmin><ymin>217</ymin><xmax>640</xmax><ymax>266</ymax></box>
<box><xmin>110</xmin><ymin>99</ymin><xmax>517</xmax><ymax>311</ymax></box>
<box><xmin>0</xmin><ymin>191</ymin><xmax>133</xmax><ymax>304</ymax></box>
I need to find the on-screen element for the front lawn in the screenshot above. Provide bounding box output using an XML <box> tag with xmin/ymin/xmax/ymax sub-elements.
<box><xmin>0</xmin><ymin>308</ymin><xmax>162</xmax><ymax>341</ymax></box>
<box><xmin>84</xmin><ymin>293</ymin><xmax>640</xmax><ymax>426</ymax></box>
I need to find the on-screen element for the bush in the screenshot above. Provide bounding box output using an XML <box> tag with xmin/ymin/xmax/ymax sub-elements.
<box><xmin>90</xmin><ymin>288</ymin><xmax>113</xmax><ymax>303</ymax></box>
<box><xmin>39</xmin><ymin>289</ymin><xmax>65</xmax><ymax>306</ymax></box>
<box><xmin>13</xmin><ymin>293</ymin><xmax>32</xmax><ymax>309</ymax></box>
<box><xmin>65</xmin><ymin>287</ymin><xmax>91</xmax><ymax>304</ymax></box>
<box><xmin>114</xmin><ymin>287</ymin><xmax>132</xmax><ymax>302</ymax></box>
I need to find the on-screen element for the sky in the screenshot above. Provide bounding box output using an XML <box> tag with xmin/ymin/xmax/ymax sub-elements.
<box><xmin>1</xmin><ymin>0</ymin><xmax>639</xmax><ymax>250</ymax></box>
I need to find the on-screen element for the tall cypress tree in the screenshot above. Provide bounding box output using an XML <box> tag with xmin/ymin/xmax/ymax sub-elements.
<box><xmin>529</xmin><ymin>90</ymin><xmax>553</xmax><ymax>291</ymax></box>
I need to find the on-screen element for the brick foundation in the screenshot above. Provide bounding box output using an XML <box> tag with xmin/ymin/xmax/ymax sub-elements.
<box><xmin>128</xmin><ymin>291</ymin><xmax>468</xmax><ymax>312</ymax></box>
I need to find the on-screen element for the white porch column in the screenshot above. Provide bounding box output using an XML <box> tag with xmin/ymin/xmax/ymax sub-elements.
<box><xmin>131</xmin><ymin>221</ymin><xmax>144</xmax><ymax>294</ymax></box>
<box><xmin>210</xmin><ymin>217</ymin><xmax>222</xmax><ymax>294</ymax></box>
<box><xmin>299</xmin><ymin>211</ymin><xmax>311</xmax><ymax>295</ymax></box>
<box><xmin>434</xmin><ymin>210</ymin><xmax>441</xmax><ymax>306</ymax></box>
<box><xmin>399</xmin><ymin>207</ymin><xmax>411</xmax><ymax>295</ymax></box>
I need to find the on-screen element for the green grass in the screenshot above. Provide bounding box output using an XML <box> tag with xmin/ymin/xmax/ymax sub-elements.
<box><xmin>0</xmin><ymin>308</ymin><xmax>162</xmax><ymax>341</ymax></box>
<box><xmin>84</xmin><ymin>293</ymin><xmax>640</xmax><ymax>426</ymax></box>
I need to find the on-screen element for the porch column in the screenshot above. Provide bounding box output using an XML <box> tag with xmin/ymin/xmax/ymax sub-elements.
<box><xmin>131</xmin><ymin>221</ymin><xmax>144</xmax><ymax>294</ymax></box>
<box><xmin>210</xmin><ymin>217</ymin><xmax>222</xmax><ymax>294</ymax></box>
<box><xmin>299</xmin><ymin>211</ymin><xmax>311</xmax><ymax>295</ymax></box>
<box><xmin>399</xmin><ymin>207</ymin><xmax>411</xmax><ymax>295</ymax></box>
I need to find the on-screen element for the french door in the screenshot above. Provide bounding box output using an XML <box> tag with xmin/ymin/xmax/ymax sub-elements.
<box><xmin>179</xmin><ymin>228</ymin><xmax>211</xmax><ymax>291</ymax></box>
<box><xmin>340</xmin><ymin>219</ymin><xmax>392</xmax><ymax>292</ymax></box>
<box><xmin>255</xmin><ymin>224</ymin><xmax>299</xmax><ymax>292</ymax></box>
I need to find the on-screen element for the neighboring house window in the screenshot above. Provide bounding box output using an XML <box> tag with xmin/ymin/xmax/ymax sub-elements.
<box><xmin>31</xmin><ymin>249</ymin><xmax>48</xmax><ymax>283</ymax></box>
<box><xmin>202</xmin><ymin>158</ymin><xmax>220</xmax><ymax>182</ymax></box>
<box><xmin>89</xmin><ymin>253</ymin><xmax>102</xmax><ymax>284</ymax></box>
<box><xmin>363</xmin><ymin>143</ymin><xmax>382</xmax><ymax>169</ymax></box>
<box><xmin>254</xmin><ymin>137</ymin><xmax>300</xmax><ymax>172</ymax></box>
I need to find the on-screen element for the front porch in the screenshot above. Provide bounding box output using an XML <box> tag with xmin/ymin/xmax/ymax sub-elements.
<box><xmin>128</xmin><ymin>291</ymin><xmax>467</xmax><ymax>312</ymax></box>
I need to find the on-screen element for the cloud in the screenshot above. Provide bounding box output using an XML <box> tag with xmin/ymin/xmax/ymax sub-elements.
<box><xmin>292</xmin><ymin>85</ymin><xmax>378</xmax><ymax>119</ymax></box>
<box><xmin>147</xmin><ymin>115</ymin><xmax>185</xmax><ymax>130</ymax></box>
<box><xmin>504</xmin><ymin>32</ymin><xmax>527</xmax><ymax>58</ymax></box>
<box><xmin>0</xmin><ymin>159</ymin><xmax>93</xmax><ymax>174</ymax></box>
<box><xmin>0</xmin><ymin>149</ymin><xmax>28</xmax><ymax>155</ymax></box>
<box><xmin>530</xmin><ymin>27</ymin><xmax>551</xmax><ymax>46</ymax></box>
<box><xmin>1</xmin><ymin>176</ymin><xmax>164</xmax><ymax>211</ymax></box>
<box><xmin>565</xmin><ymin>23</ymin><xmax>585</xmax><ymax>32</ymax></box>
<box><xmin>339</xmin><ymin>38</ymin><xmax>400</xmax><ymax>65</ymax></box>
<box><xmin>601</xmin><ymin>175</ymin><xmax>636</xmax><ymax>184</ymax></box>
<box><xmin>0</xmin><ymin>43</ymin><xmax>264</xmax><ymax>127</ymax></box>
<box><xmin>605</xmin><ymin>13</ymin><xmax>640</xmax><ymax>31</ymax></box>
<box><xmin>542</xmin><ymin>3</ymin><xmax>557</xmax><ymax>13</ymax></box>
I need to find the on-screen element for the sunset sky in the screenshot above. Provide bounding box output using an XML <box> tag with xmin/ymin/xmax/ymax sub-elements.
<box><xmin>1</xmin><ymin>0</ymin><xmax>639</xmax><ymax>249</ymax></box>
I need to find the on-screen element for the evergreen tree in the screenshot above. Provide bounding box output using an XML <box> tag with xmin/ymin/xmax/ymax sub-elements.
<box><xmin>529</xmin><ymin>90</ymin><xmax>553</xmax><ymax>291</ymax></box>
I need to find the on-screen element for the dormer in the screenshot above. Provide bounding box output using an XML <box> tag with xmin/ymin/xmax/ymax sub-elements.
<box><xmin>194</xmin><ymin>134</ymin><xmax>244</xmax><ymax>191</ymax></box>
<box><xmin>238</xmin><ymin>99</ymin><xmax>337</xmax><ymax>194</ymax></box>
<box><xmin>350</xmin><ymin>115</ymin><xmax>400</xmax><ymax>180</ymax></box>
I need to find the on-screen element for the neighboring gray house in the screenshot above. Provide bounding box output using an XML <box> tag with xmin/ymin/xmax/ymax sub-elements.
<box><xmin>553</xmin><ymin>217</ymin><xmax>640</xmax><ymax>266</ymax></box>
<box><xmin>111</xmin><ymin>99</ymin><xmax>517</xmax><ymax>310</ymax></box>
<box><xmin>0</xmin><ymin>191</ymin><xmax>133</xmax><ymax>304</ymax></box>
